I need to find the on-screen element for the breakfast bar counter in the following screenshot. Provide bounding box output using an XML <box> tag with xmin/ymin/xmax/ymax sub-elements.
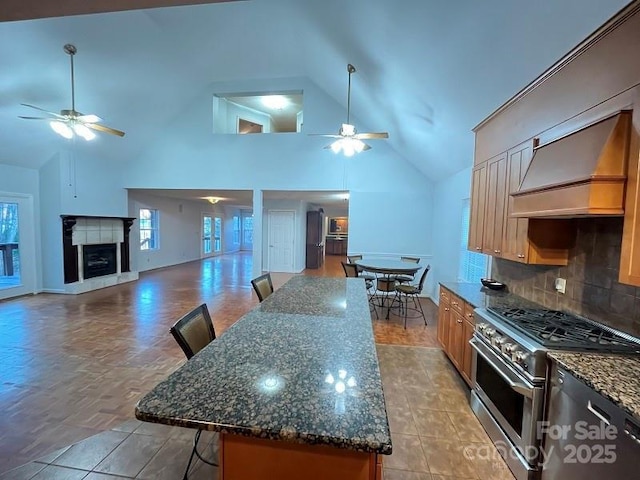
<box><xmin>135</xmin><ymin>276</ymin><xmax>391</xmax><ymax>480</ymax></box>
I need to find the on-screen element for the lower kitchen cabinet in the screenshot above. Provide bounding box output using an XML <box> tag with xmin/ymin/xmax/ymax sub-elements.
<box><xmin>437</xmin><ymin>285</ymin><xmax>475</xmax><ymax>386</ymax></box>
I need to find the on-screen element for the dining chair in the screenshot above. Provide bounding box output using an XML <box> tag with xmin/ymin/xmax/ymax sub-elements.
<box><xmin>346</xmin><ymin>254</ymin><xmax>376</xmax><ymax>282</ymax></box>
<box><xmin>395</xmin><ymin>256</ymin><xmax>421</xmax><ymax>284</ymax></box>
<box><xmin>394</xmin><ymin>264</ymin><xmax>431</xmax><ymax>329</ymax></box>
<box><xmin>342</xmin><ymin>261</ymin><xmax>377</xmax><ymax>317</ymax></box>
<box><xmin>169</xmin><ymin>304</ymin><xmax>218</xmax><ymax>478</ymax></box>
<box><xmin>251</xmin><ymin>272</ymin><xmax>274</xmax><ymax>302</ymax></box>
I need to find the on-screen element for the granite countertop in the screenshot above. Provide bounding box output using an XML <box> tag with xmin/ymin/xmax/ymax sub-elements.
<box><xmin>439</xmin><ymin>281</ymin><xmax>527</xmax><ymax>308</ymax></box>
<box><xmin>135</xmin><ymin>276</ymin><xmax>392</xmax><ymax>455</ymax></box>
<box><xmin>548</xmin><ymin>351</ymin><xmax>640</xmax><ymax>420</ymax></box>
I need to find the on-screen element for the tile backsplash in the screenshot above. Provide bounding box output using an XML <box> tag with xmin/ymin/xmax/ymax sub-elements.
<box><xmin>492</xmin><ymin>217</ymin><xmax>640</xmax><ymax>337</ymax></box>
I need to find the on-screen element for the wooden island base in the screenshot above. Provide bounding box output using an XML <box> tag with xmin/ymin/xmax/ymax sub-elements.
<box><xmin>219</xmin><ymin>433</ymin><xmax>383</xmax><ymax>480</ymax></box>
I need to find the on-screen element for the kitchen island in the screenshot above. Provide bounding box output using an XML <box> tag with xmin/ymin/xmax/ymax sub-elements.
<box><xmin>135</xmin><ymin>276</ymin><xmax>391</xmax><ymax>480</ymax></box>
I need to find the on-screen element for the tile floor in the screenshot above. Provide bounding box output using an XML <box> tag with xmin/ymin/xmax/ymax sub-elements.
<box><xmin>1</xmin><ymin>344</ymin><xmax>514</xmax><ymax>479</ymax></box>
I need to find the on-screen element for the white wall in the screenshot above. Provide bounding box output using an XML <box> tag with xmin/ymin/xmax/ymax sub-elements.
<box><xmin>0</xmin><ymin>163</ymin><xmax>41</xmax><ymax>294</ymax></box>
<box><xmin>430</xmin><ymin>166</ymin><xmax>472</xmax><ymax>301</ymax></box>
<box><xmin>39</xmin><ymin>154</ymin><xmax>64</xmax><ymax>292</ymax></box>
<box><xmin>128</xmin><ymin>191</ymin><xmax>223</xmax><ymax>272</ymax></box>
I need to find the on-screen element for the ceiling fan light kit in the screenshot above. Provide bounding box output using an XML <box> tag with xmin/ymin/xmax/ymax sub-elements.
<box><xmin>19</xmin><ymin>44</ymin><xmax>125</xmax><ymax>140</ymax></box>
<box><xmin>311</xmin><ymin>63</ymin><xmax>388</xmax><ymax>157</ymax></box>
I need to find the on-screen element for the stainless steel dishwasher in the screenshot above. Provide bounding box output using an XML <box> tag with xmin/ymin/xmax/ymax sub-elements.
<box><xmin>541</xmin><ymin>360</ymin><xmax>640</xmax><ymax>479</ymax></box>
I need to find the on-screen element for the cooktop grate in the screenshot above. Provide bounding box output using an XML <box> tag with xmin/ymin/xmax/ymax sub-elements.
<box><xmin>487</xmin><ymin>306</ymin><xmax>640</xmax><ymax>352</ymax></box>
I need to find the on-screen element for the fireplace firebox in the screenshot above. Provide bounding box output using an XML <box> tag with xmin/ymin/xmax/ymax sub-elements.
<box><xmin>83</xmin><ymin>244</ymin><xmax>117</xmax><ymax>280</ymax></box>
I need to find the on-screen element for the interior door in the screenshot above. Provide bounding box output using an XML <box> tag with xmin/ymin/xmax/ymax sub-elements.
<box><xmin>201</xmin><ymin>214</ymin><xmax>213</xmax><ymax>258</ymax></box>
<box><xmin>0</xmin><ymin>194</ymin><xmax>36</xmax><ymax>300</ymax></box>
<box><xmin>268</xmin><ymin>210</ymin><xmax>295</xmax><ymax>272</ymax></box>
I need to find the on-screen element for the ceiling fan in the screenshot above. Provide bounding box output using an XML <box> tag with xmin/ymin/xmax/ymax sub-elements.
<box><xmin>19</xmin><ymin>44</ymin><xmax>125</xmax><ymax>140</ymax></box>
<box><xmin>311</xmin><ymin>63</ymin><xmax>388</xmax><ymax>156</ymax></box>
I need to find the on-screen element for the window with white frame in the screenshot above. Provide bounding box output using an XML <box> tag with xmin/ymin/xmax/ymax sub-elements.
<box><xmin>139</xmin><ymin>208</ymin><xmax>159</xmax><ymax>251</ymax></box>
<box><xmin>233</xmin><ymin>215</ymin><xmax>240</xmax><ymax>245</ymax></box>
<box><xmin>458</xmin><ymin>199</ymin><xmax>488</xmax><ymax>282</ymax></box>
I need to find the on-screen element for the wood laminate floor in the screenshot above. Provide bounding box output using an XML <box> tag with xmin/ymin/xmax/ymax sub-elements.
<box><xmin>0</xmin><ymin>252</ymin><xmax>439</xmax><ymax>474</ymax></box>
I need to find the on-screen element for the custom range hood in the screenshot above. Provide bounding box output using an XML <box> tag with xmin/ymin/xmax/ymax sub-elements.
<box><xmin>511</xmin><ymin>111</ymin><xmax>631</xmax><ymax>217</ymax></box>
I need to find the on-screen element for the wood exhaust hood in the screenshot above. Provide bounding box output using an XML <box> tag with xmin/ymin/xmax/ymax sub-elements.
<box><xmin>511</xmin><ymin>111</ymin><xmax>631</xmax><ymax>218</ymax></box>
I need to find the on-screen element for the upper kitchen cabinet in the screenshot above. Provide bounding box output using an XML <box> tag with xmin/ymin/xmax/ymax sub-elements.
<box><xmin>468</xmin><ymin>162</ymin><xmax>487</xmax><ymax>253</ymax></box>
<box><xmin>502</xmin><ymin>141</ymin><xmax>532</xmax><ymax>262</ymax></box>
<box><xmin>482</xmin><ymin>152</ymin><xmax>507</xmax><ymax>257</ymax></box>
<box><xmin>620</xmin><ymin>104</ymin><xmax>640</xmax><ymax>286</ymax></box>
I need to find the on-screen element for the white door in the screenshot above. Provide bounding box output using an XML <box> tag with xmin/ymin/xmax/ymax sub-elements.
<box><xmin>268</xmin><ymin>210</ymin><xmax>295</xmax><ymax>272</ymax></box>
<box><xmin>201</xmin><ymin>214</ymin><xmax>213</xmax><ymax>258</ymax></box>
<box><xmin>0</xmin><ymin>194</ymin><xmax>36</xmax><ymax>300</ymax></box>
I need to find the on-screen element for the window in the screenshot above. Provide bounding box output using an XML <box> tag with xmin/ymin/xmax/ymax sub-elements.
<box><xmin>233</xmin><ymin>216</ymin><xmax>240</xmax><ymax>244</ymax></box>
<box><xmin>214</xmin><ymin>217</ymin><xmax>222</xmax><ymax>253</ymax></box>
<box><xmin>243</xmin><ymin>215</ymin><xmax>253</xmax><ymax>246</ymax></box>
<box><xmin>458</xmin><ymin>199</ymin><xmax>488</xmax><ymax>282</ymax></box>
<box><xmin>139</xmin><ymin>208</ymin><xmax>159</xmax><ymax>251</ymax></box>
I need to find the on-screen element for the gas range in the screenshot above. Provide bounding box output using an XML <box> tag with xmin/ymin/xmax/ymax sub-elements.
<box><xmin>470</xmin><ymin>303</ymin><xmax>640</xmax><ymax>480</ymax></box>
<box><xmin>474</xmin><ymin>305</ymin><xmax>640</xmax><ymax>382</ymax></box>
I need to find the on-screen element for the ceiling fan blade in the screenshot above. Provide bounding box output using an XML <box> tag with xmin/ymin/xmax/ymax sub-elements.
<box><xmin>354</xmin><ymin>132</ymin><xmax>389</xmax><ymax>140</ymax></box>
<box><xmin>77</xmin><ymin>114</ymin><xmax>102</xmax><ymax>123</ymax></box>
<box><xmin>85</xmin><ymin>122</ymin><xmax>125</xmax><ymax>137</ymax></box>
<box><xmin>361</xmin><ymin>143</ymin><xmax>372</xmax><ymax>151</ymax></box>
<box><xmin>309</xmin><ymin>133</ymin><xmax>344</xmax><ymax>138</ymax></box>
<box><xmin>21</xmin><ymin>103</ymin><xmax>65</xmax><ymax>118</ymax></box>
<box><xmin>19</xmin><ymin>116</ymin><xmax>52</xmax><ymax>120</ymax></box>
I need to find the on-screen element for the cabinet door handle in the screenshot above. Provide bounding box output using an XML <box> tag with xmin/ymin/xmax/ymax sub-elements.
<box><xmin>444</xmin><ymin>308</ymin><xmax>450</xmax><ymax>311</ymax></box>
<box><xmin>475</xmin><ymin>247</ymin><xmax>481</xmax><ymax>251</ymax></box>
<box><xmin>494</xmin><ymin>250</ymin><xmax>501</xmax><ymax>254</ymax></box>
<box><xmin>457</xmin><ymin>319</ymin><xmax>463</xmax><ymax>324</ymax></box>
<box><xmin>467</xmin><ymin>313</ymin><xmax>473</xmax><ymax>318</ymax></box>
<box><xmin>452</xmin><ymin>302</ymin><xmax>458</xmax><ymax>306</ymax></box>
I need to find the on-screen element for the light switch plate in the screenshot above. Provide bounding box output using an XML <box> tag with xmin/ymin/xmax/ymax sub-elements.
<box><xmin>555</xmin><ymin>278</ymin><xmax>566</xmax><ymax>294</ymax></box>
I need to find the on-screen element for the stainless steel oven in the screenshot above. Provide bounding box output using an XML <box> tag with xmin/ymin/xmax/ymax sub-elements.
<box><xmin>471</xmin><ymin>304</ymin><xmax>640</xmax><ymax>480</ymax></box>
<box><xmin>470</xmin><ymin>337</ymin><xmax>545</xmax><ymax>480</ymax></box>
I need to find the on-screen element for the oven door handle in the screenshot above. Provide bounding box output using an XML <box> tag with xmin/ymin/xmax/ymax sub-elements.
<box><xmin>470</xmin><ymin>338</ymin><xmax>533</xmax><ymax>399</ymax></box>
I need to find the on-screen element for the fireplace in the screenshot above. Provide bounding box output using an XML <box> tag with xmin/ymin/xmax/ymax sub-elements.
<box><xmin>60</xmin><ymin>215</ymin><xmax>138</xmax><ymax>294</ymax></box>
<box><xmin>83</xmin><ymin>243</ymin><xmax>117</xmax><ymax>280</ymax></box>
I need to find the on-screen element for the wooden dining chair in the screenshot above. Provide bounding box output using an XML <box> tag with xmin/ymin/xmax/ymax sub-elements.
<box><xmin>169</xmin><ymin>304</ymin><xmax>218</xmax><ymax>478</ymax></box>
<box><xmin>251</xmin><ymin>272</ymin><xmax>274</xmax><ymax>302</ymax></box>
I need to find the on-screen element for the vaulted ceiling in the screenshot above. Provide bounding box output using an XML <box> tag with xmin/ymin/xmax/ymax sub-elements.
<box><xmin>0</xmin><ymin>0</ymin><xmax>630</xmax><ymax>181</ymax></box>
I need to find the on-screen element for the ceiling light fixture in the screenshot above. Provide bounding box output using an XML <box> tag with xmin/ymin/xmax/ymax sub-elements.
<box><xmin>205</xmin><ymin>197</ymin><xmax>221</xmax><ymax>205</ymax></box>
<box><xmin>262</xmin><ymin>95</ymin><xmax>288</xmax><ymax>110</ymax></box>
<box><xmin>19</xmin><ymin>44</ymin><xmax>125</xmax><ymax>140</ymax></box>
<box><xmin>310</xmin><ymin>64</ymin><xmax>388</xmax><ymax>156</ymax></box>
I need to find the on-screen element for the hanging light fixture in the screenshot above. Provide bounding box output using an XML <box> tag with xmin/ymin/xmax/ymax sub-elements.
<box><xmin>309</xmin><ymin>64</ymin><xmax>388</xmax><ymax>156</ymax></box>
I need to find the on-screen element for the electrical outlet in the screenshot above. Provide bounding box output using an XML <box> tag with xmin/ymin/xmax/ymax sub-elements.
<box><xmin>555</xmin><ymin>278</ymin><xmax>566</xmax><ymax>294</ymax></box>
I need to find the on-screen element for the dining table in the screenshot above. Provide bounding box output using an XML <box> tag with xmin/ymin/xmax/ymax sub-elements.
<box><xmin>135</xmin><ymin>275</ymin><xmax>391</xmax><ymax>480</ymax></box>
<box><xmin>354</xmin><ymin>258</ymin><xmax>422</xmax><ymax>318</ymax></box>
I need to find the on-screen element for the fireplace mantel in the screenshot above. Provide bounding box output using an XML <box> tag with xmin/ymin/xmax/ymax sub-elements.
<box><xmin>61</xmin><ymin>215</ymin><xmax>136</xmax><ymax>286</ymax></box>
